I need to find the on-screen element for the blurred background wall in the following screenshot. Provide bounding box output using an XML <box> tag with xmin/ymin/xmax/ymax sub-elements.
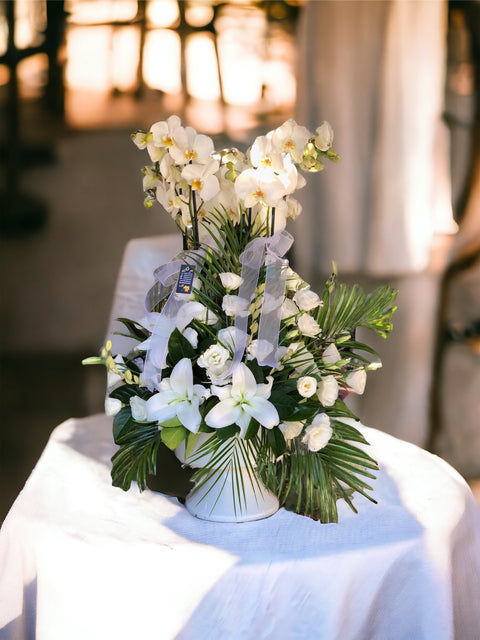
<box><xmin>0</xmin><ymin>0</ymin><xmax>479</xmax><ymax>522</ymax></box>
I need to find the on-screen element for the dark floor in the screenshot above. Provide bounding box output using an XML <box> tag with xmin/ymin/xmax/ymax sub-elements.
<box><xmin>0</xmin><ymin>353</ymin><xmax>105</xmax><ymax>522</ymax></box>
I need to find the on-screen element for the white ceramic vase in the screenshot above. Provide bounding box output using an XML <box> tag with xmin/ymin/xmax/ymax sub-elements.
<box><xmin>175</xmin><ymin>435</ymin><xmax>279</xmax><ymax>523</ymax></box>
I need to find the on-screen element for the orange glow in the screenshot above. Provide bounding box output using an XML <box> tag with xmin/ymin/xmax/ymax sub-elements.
<box><xmin>65</xmin><ymin>26</ymin><xmax>112</xmax><ymax>90</ymax></box>
<box><xmin>66</xmin><ymin>0</ymin><xmax>138</xmax><ymax>25</ymax></box>
<box><xmin>111</xmin><ymin>27</ymin><xmax>140</xmax><ymax>92</ymax></box>
<box><xmin>143</xmin><ymin>29</ymin><xmax>182</xmax><ymax>94</ymax></box>
<box><xmin>185</xmin><ymin>34</ymin><xmax>221</xmax><ymax>101</ymax></box>
<box><xmin>147</xmin><ymin>0</ymin><xmax>179</xmax><ymax>29</ymax></box>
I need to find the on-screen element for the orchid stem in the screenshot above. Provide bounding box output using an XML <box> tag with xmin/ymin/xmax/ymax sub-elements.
<box><xmin>191</xmin><ymin>189</ymin><xmax>199</xmax><ymax>249</ymax></box>
<box><xmin>271</xmin><ymin>207</ymin><xmax>275</xmax><ymax>236</ymax></box>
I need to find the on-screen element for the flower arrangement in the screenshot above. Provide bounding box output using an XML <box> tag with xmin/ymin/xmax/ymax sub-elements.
<box><xmin>85</xmin><ymin>115</ymin><xmax>397</xmax><ymax>522</ymax></box>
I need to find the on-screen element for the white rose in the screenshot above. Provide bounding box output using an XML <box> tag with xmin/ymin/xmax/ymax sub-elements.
<box><xmin>182</xmin><ymin>327</ymin><xmax>198</xmax><ymax>348</ymax></box>
<box><xmin>281</xmin><ymin>297</ymin><xmax>299</xmax><ymax>323</ymax></box>
<box><xmin>293</xmin><ymin>288</ymin><xmax>321</xmax><ymax>312</ymax></box>
<box><xmin>286</xmin><ymin>268</ymin><xmax>304</xmax><ymax>291</ymax></box>
<box><xmin>346</xmin><ymin>369</ymin><xmax>367</xmax><ymax>395</ymax></box>
<box><xmin>219</xmin><ymin>272</ymin><xmax>243</xmax><ymax>290</ymax></box>
<box><xmin>302</xmin><ymin>413</ymin><xmax>332</xmax><ymax>451</ymax></box>
<box><xmin>217</xmin><ymin>326</ymin><xmax>238</xmax><ymax>353</ymax></box>
<box><xmin>297</xmin><ymin>313</ymin><xmax>321</xmax><ymax>337</ymax></box>
<box><xmin>317</xmin><ymin>375</ymin><xmax>339</xmax><ymax>406</ymax></box>
<box><xmin>297</xmin><ymin>376</ymin><xmax>317</xmax><ymax>398</ymax></box>
<box><xmin>130</xmin><ymin>396</ymin><xmax>149</xmax><ymax>421</ymax></box>
<box><xmin>195</xmin><ymin>307</ymin><xmax>218</xmax><ymax>325</ymax></box>
<box><xmin>279</xmin><ymin>420</ymin><xmax>304</xmax><ymax>440</ymax></box>
<box><xmin>314</xmin><ymin>121</ymin><xmax>334</xmax><ymax>152</ymax></box>
<box><xmin>323</xmin><ymin>343</ymin><xmax>341</xmax><ymax>365</ymax></box>
<box><xmin>222</xmin><ymin>295</ymin><xmax>250</xmax><ymax>317</ymax></box>
<box><xmin>198</xmin><ymin>344</ymin><xmax>230</xmax><ymax>369</ymax></box>
<box><xmin>247</xmin><ymin>338</ymin><xmax>275</xmax><ymax>361</ymax></box>
<box><xmin>105</xmin><ymin>396</ymin><xmax>122</xmax><ymax>417</ymax></box>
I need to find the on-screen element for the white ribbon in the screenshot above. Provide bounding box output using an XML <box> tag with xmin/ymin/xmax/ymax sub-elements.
<box><xmin>143</xmin><ymin>251</ymin><xmax>203</xmax><ymax>390</ymax></box>
<box><xmin>142</xmin><ymin>230</ymin><xmax>293</xmax><ymax>389</ymax></box>
<box><xmin>221</xmin><ymin>230</ymin><xmax>293</xmax><ymax>377</ymax></box>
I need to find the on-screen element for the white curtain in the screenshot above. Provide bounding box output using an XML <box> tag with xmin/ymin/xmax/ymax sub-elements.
<box><xmin>294</xmin><ymin>0</ymin><xmax>457</xmax><ymax>280</ymax></box>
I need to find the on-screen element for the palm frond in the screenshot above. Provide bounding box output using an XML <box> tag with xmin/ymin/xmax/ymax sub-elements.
<box><xmin>316</xmin><ymin>275</ymin><xmax>398</xmax><ymax>341</ymax></box>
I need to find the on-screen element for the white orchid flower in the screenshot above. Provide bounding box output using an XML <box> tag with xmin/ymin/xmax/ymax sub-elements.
<box><xmin>170</xmin><ymin>126</ymin><xmax>214</xmax><ymax>165</ymax></box>
<box><xmin>147</xmin><ymin>115</ymin><xmax>182</xmax><ymax>161</ymax></box>
<box><xmin>272</xmin><ymin>119</ymin><xmax>311</xmax><ymax>163</ymax></box>
<box><xmin>315</xmin><ymin>121</ymin><xmax>334</xmax><ymax>152</ymax></box>
<box><xmin>146</xmin><ymin>358</ymin><xmax>208</xmax><ymax>433</ymax></box>
<box><xmin>205</xmin><ymin>363</ymin><xmax>279</xmax><ymax>437</ymax></box>
<box><xmin>249</xmin><ymin>134</ymin><xmax>284</xmax><ymax>172</ymax></box>
<box><xmin>285</xmin><ymin>195</ymin><xmax>302</xmax><ymax>220</ymax></box>
<box><xmin>181</xmin><ymin>158</ymin><xmax>220</xmax><ymax>201</ymax></box>
<box><xmin>234</xmin><ymin>167</ymin><xmax>287</xmax><ymax>208</ymax></box>
<box><xmin>256</xmin><ymin>201</ymin><xmax>288</xmax><ymax>233</ymax></box>
<box><xmin>131</xmin><ymin>130</ymin><xmax>152</xmax><ymax>150</ymax></box>
<box><xmin>155</xmin><ymin>182</ymin><xmax>181</xmax><ymax>215</ymax></box>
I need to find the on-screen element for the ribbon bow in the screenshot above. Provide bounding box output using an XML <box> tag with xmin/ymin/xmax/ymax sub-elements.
<box><xmin>221</xmin><ymin>229</ymin><xmax>293</xmax><ymax>378</ymax></box>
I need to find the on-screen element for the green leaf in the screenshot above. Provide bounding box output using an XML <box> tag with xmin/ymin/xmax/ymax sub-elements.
<box><xmin>244</xmin><ymin>418</ymin><xmax>260</xmax><ymax>440</ymax></box>
<box><xmin>266</xmin><ymin>426</ymin><xmax>286</xmax><ymax>457</ymax></box>
<box><xmin>160</xmin><ymin>425</ymin><xmax>188</xmax><ymax>450</ymax></box>
<box><xmin>115</xmin><ymin>317</ymin><xmax>150</xmax><ymax>342</ymax></box>
<box><xmin>160</xmin><ymin>416</ymin><xmax>183</xmax><ymax>428</ymax></box>
<box><xmin>215</xmin><ymin>424</ymin><xmax>240</xmax><ymax>440</ymax></box>
<box><xmin>167</xmin><ymin>328</ymin><xmax>196</xmax><ymax>365</ymax></box>
<box><xmin>111</xmin><ymin>427</ymin><xmax>162</xmax><ymax>491</ymax></box>
<box><xmin>110</xmin><ymin>384</ymin><xmax>141</xmax><ymax>403</ymax></box>
<box><xmin>112</xmin><ymin>406</ymin><xmax>134</xmax><ymax>442</ymax></box>
<box><xmin>184</xmin><ymin>431</ymin><xmax>202</xmax><ymax>459</ymax></box>
<box><xmin>269</xmin><ymin>390</ymin><xmax>297</xmax><ymax>420</ymax></box>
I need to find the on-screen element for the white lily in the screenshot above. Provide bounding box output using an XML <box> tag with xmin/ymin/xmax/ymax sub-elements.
<box><xmin>146</xmin><ymin>358</ymin><xmax>208</xmax><ymax>433</ymax></box>
<box><xmin>205</xmin><ymin>363</ymin><xmax>279</xmax><ymax>437</ymax></box>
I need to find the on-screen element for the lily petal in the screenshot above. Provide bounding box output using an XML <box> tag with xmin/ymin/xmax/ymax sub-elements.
<box><xmin>243</xmin><ymin>397</ymin><xmax>279</xmax><ymax>430</ymax></box>
<box><xmin>169</xmin><ymin>358</ymin><xmax>193</xmax><ymax>395</ymax></box>
<box><xmin>177</xmin><ymin>399</ymin><xmax>202</xmax><ymax>433</ymax></box>
<box><xmin>231</xmin><ymin>364</ymin><xmax>257</xmax><ymax>401</ymax></box>
<box><xmin>146</xmin><ymin>395</ymin><xmax>178</xmax><ymax>424</ymax></box>
<box><xmin>205</xmin><ymin>398</ymin><xmax>242</xmax><ymax>429</ymax></box>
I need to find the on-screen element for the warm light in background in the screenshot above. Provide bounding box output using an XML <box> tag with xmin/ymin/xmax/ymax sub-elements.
<box><xmin>65</xmin><ymin>26</ymin><xmax>113</xmax><ymax>90</ymax></box>
<box><xmin>0</xmin><ymin>0</ymin><xmax>297</xmax><ymax>128</ymax></box>
<box><xmin>67</xmin><ymin>0</ymin><xmax>138</xmax><ymax>25</ymax></box>
<box><xmin>185</xmin><ymin>33</ymin><xmax>221</xmax><ymax>101</ymax></box>
<box><xmin>146</xmin><ymin>0</ymin><xmax>179</xmax><ymax>29</ymax></box>
<box><xmin>143</xmin><ymin>28</ymin><xmax>182</xmax><ymax>94</ymax></box>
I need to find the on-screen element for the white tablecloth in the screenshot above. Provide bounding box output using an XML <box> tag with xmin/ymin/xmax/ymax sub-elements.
<box><xmin>1</xmin><ymin>413</ymin><xmax>480</xmax><ymax>640</ymax></box>
<box><xmin>1</xmin><ymin>235</ymin><xmax>480</xmax><ymax>639</ymax></box>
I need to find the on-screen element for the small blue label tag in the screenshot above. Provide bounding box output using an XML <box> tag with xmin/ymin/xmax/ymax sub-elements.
<box><xmin>176</xmin><ymin>264</ymin><xmax>195</xmax><ymax>294</ymax></box>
